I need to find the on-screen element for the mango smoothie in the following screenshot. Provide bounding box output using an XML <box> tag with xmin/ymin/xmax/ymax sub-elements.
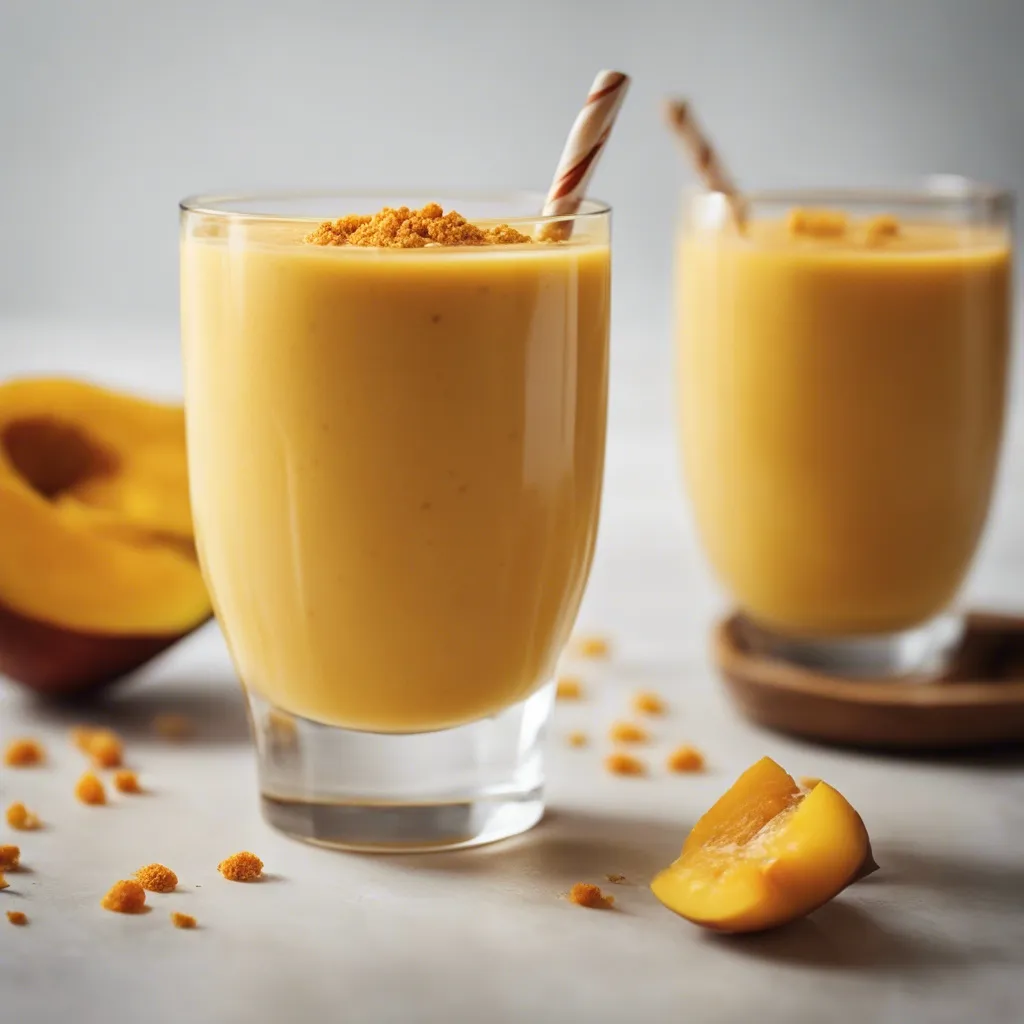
<box><xmin>678</xmin><ymin>206</ymin><xmax>1011</xmax><ymax>639</ymax></box>
<box><xmin>181</xmin><ymin>204</ymin><xmax>610</xmax><ymax>733</ymax></box>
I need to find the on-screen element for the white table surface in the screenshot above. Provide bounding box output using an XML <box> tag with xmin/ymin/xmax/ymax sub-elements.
<box><xmin>1</xmin><ymin>319</ymin><xmax>1023</xmax><ymax>1024</ymax></box>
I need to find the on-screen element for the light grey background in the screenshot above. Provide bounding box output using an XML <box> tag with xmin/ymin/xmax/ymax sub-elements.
<box><xmin>2</xmin><ymin>0</ymin><xmax>1023</xmax><ymax>429</ymax></box>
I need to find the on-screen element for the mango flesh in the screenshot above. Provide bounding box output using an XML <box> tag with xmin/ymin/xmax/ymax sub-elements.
<box><xmin>0</xmin><ymin>378</ymin><xmax>211</xmax><ymax>693</ymax></box>
<box><xmin>651</xmin><ymin>757</ymin><xmax>873</xmax><ymax>933</ymax></box>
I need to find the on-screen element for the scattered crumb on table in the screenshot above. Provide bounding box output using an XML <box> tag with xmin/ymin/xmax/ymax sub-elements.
<box><xmin>75</xmin><ymin>771</ymin><xmax>106</xmax><ymax>805</ymax></box>
<box><xmin>135</xmin><ymin>863</ymin><xmax>178</xmax><ymax>893</ymax></box>
<box><xmin>568</xmin><ymin>882</ymin><xmax>614</xmax><ymax>908</ymax></box>
<box><xmin>605</xmin><ymin>873</ymin><xmax>627</xmax><ymax>884</ymax></box>
<box><xmin>6</xmin><ymin>802</ymin><xmax>40</xmax><ymax>831</ymax></box>
<box><xmin>0</xmin><ymin>845</ymin><xmax>20</xmax><ymax>870</ymax></box>
<box><xmin>3</xmin><ymin>738</ymin><xmax>44</xmax><ymax>767</ymax></box>
<box><xmin>555</xmin><ymin>676</ymin><xmax>584</xmax><ymax>701</ymax></box>
<box><xmin>152</xmin><ymin>713</ymin><xmax>193</xmax><ymax>741</ymax></box>
<box><xmin>86</xmin><ymin>729</ymin><xmax>124</xmax><ymax>768</ymax></box>
<box><xmin>171</xmin><ymin>911</ymin><xmax>197</xmax><ymax>929</ymax></box>
<box><xmin>666</xmin><ymin>745</ymin><xmax>705</xmax><ymax>773</ymax></box>
<box><xmin>101</xmin><ymin>880</ymin><xmax>147</xmax><ymax>913</ymax></box>
<box><xmin>609</xmin><ymin>721</ymin><xmax>649</xmax><ymax>744</ymax></box>
<box><xmin>114</xmin><ymin>769</ymin><xmax>142</xmax><ymax>794</ymax></box>
<box><xmin>218</xmin><ymin>851</ymin><xmax>264</xmax><ymax>882</ymax></box>
<box><xmin>632</xmin><ymin>691</ymin><xmax>666</xmax><ymax>715</ymax></box>
<box><xmin>604</xmin><ymin>752</ymin><xmax>646</xmax><ymax>776</ymax></box>
<box><xmin>6</xmin><ymin>910</ymin><xmax>27</xmax><ymax>925</ymax></box>
<box><xmin>566</xmin><ymin>731</ymin><xmax>588</xmax><ymax>748</ymax></box>
<box><xmin>574</xmin><ymin>634</ymin><xmax>610</xmax><ymax>659</ymax></box>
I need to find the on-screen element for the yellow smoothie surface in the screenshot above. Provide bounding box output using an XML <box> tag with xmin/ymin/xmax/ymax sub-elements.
<box><xmin>182</xmin><ymin>206</ymin><xmax>610</xmax><ymax>732</ymax></box>
<box><xmin>679</xmin><ymin>212</ymin><xmax>1010</xmax><ymax>637</ymax></box>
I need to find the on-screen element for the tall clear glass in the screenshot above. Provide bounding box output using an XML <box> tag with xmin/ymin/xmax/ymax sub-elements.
<box><xmin>180</xmin><ymin>193</ymin><xmax>610</xmax><ymax>849</ymax></box>
<box><xmin>677</xmin><ymin>182</ymin><xmax>1013</xmax><ymax>677</ymax></box>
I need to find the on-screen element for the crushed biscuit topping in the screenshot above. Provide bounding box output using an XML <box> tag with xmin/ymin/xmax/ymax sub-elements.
<box><xmin>305</xmin><ymin>203</ymin><xmax>532</xmax><ymax>248</ymax></box>
<box><xmin>787</xmin><ymin>208</ymin><xmax>848</xmax><ymax>239</ymax></box>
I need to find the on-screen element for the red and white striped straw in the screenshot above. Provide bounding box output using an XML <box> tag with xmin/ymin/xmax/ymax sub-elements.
<box><xmin>540</xmin><ymin>69</ymin><xmax>630</xmax><ymax>240</ymax></box>
<box><xmin>663</xmin><ymin>99</ymin><xmax>746</xmax><ymax>229</ymax></box>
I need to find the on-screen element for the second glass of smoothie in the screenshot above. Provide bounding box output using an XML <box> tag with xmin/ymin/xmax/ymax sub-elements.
<box><xmin>181</xmin><ymin>193</ymin><xmax>611</xmax><ymax>850</ymax></box>
<box><xmin>677</xmin><ymin>183</ymin><xmax>1012</xmax><ymax>677</ymax></box>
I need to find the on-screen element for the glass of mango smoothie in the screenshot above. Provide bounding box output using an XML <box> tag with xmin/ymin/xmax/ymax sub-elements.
<box><xmin>180</xmin><ymin>194</ymin><xmax>610</xmax><ymax>850</ymax></box>
<box><xmin>677</xmin><ymin>182</ymin><xmax>1012</xmax><ymax>677</ymax></box>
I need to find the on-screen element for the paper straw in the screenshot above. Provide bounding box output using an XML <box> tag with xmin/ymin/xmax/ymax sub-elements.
<box><xmin>663</xmin><ymin>99</ymin><xmax>746</xmax><ymax>229</ymax></box>
<box><xmin>540</xmin><ymin>70</ymin><xmax>630</xmax><ymax>240</ymax></box>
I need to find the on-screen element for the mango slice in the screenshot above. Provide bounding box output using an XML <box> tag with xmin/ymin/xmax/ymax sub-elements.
<box><xmin>0</xmin><ymin>378</ymin><xmax>211</xmax><ymax>694</ymax></box>
<box><xmin>651</xmin><ymin>757</ymin><xmax>874</xmax><ymax>933</ymax></box>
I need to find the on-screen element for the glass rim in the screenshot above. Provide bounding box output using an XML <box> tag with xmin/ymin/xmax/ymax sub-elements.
<box><xmin>179</xmin><ymin>189</ymin><xmax>611</xmax><ymax>225</ymax></box>
<box><xmin>686</xmin><ymin>176</ymin><xmax>1014</xmax><ymax>210</ymax></box>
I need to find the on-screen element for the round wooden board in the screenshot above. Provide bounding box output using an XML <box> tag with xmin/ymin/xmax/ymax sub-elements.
<box><xmin>714</xmin><ymin>611</ymin><xmax>1024</xmax><ymax>750</ymax></box>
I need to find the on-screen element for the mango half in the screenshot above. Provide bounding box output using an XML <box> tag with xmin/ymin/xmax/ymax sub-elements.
<box><xmin>0</xmin><ymin>378</ymin><xmax>210</xmax><ymax>695</ymax></box>
<box><xmin>651</xmin><ymin>757</ymin><xmax>875</xmax><ymax>933</ymax></box>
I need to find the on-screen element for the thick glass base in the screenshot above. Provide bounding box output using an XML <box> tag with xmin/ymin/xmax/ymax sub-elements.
<box><xmin>738</xmin><ymin>612</ymin><xmax>964</xmax><ymax>679</ymax></box>
<box><xmin>248</xmin><ymin>684</ymin><xmax>553</xmax><ymax>852</ymax></box>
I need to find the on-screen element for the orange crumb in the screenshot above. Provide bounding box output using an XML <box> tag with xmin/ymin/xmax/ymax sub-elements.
<box><xmin>556</xmin><ymin>676</ymin><xmax>584</xmax><ymax>701</ymax></box>
<box><xmin>865</xmin><ymin>214</ymin><xmax>900</xmax><ymax>245</ymax></box>
<box><xmin>787</xmin><ymin>208</ymin><xmax>848</xmax><ymax>239</ymax></box>
<box><xmin>606</xmin><ymin>873</ymin><xmax>627</xmax><ymax>884</ymax></box>
<box><xmin>171</xmin><ymin>911</ymin><xmax>197</xmax><ymax>929</ymax></box>
<box><xmin>0</xmin><ymin>873</ymin><xmax>8</xmax><ymax>890</ymax></box>
<box><xmin>574</xmin><ymin>634</ymin><xmax>610</xmax><ymax>659</ymax></box>
<box><xmin>6</xmin><ymin>802</ymin><xmax>40</xmax><ymax>831</ymax></box>
<box><xmin>609</xmin><ymin>721</ymin><xmax>649</xmax><ymax>744</ymax></box>
<box><xmin>305</xmin><ymin>203</ymin><xmax>532</xmax><ymax>248</ymax></box>
<box><xmin>86</xmin><ymin>729</ymin><xmax>123</xmax><ymax>768</ymax></box>
<box><xmin>800</xmin><ymin>776</ymin><xmax>822</xmax><ymax>790</ymax></box>
<box><xmin>218</xmin><ymin>851</ymin><xmax>263</xmax><ymax>882</ymax></box>
<box><xmin>152</xmin><ymin>713</ymin><xmax>193</xmax><ymax>741</ymax></box>
<box><xmin>69</xmin><ymin>729</ymin><xmax>99</xmax><ymax>753</ymax></box>
<box><xmin>113</xmin><ymin>770</ymin><xmax>142</xmax><ymax>794</ymax></box>
<box><xmin>101</xmin><ymin>879</ymin><xmax>147</xmax><ymax>914</ymax></box>
<box><xmin>0</xmin><ymin>845</ymin><xmax>20</xmax><ymax>870</ymax></box>
<box><xmin>71</xmin><ymin>725</ymin><xmax>96</xmax><ymax>751</ymax></box>
<box><xmin>666</xmin><ymin>745</ymin><xmax>705</xmax><ymax>773</ymax></box>
<box><xmin>6</xmin><ymin>910</ymin><xmax>27</xmax><ymax>926</ymax></box>
<box><xmin>566</xmin><ymin>731</ymin><xmax>588</xmax><ymax>748</ymax></box>
<box><xmin>632</xmin><ymin>691</ymin><xmax>666</xmax><ymax>715</ymax></box>
<box><xmin>75</xmin><ymin>771</ymin><xmax>106</xmax><ymax>805</ymax></box>
<box><xmin>3</xmin><ymin>737</ymin><xmax>44</xmax><ymax>767</ymax></box>
<box><xmin>604</xmin><ymin>752</ymin><xmax>646</xmax><ymax>776</ymax></box>
<box><xmin>567</xmin><ymin>882</ymin><xmax>614</xmax><ymax>909</ymax></box>
<box><xmin>135</xmin><ymin>863</ymin><xmax>178</xmax><ymax>893</ymax></box>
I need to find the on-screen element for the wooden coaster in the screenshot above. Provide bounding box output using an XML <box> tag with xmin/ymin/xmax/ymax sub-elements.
<box><xmin>714</xmin><ymin>611</ymin><xmax>1024</xmax><ymax>750</ymax></box>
